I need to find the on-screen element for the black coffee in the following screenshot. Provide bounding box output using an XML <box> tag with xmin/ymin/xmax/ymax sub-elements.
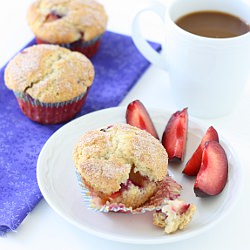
<box><xmin>175</xmin><ymin>11</ymin><xmax>250</xmax><ymax>38</ymax></box>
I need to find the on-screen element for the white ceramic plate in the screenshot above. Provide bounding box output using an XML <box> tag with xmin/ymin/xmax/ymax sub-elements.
<box><xmin>37</xmin><ymin>107</ymin><xmax>242</xmax><ymax>244</ymax></box>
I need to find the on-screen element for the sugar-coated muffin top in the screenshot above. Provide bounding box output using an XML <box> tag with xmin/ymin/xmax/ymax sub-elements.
<box><xmin>27</xmin><ymin>0</ymin><xmax>108</xmax><ymax>44</ymax></box>
<box><xmin>73</xmin><ymin>123</ymin><xmax>168</xmax><ymax>195</ymax></box>
<box><xmin>4</xmin><ymin>44</ymin><xmax>94</xmax><ymax>103</ymax></box>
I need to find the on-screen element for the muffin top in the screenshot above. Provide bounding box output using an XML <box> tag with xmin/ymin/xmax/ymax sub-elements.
<box><xmin>4</xmin><ymin>44</ymin><xmax>94</xmax><ymax>103</ymax></box>
<box><xmin>27</xmin><ymin>0</ymin><xmax>108</xmax><ymax>44</ymax></box>
<box><xmin>73</xmin><ymin>123</ymin><xmax>168</xmax><ymax>195</ymax></box>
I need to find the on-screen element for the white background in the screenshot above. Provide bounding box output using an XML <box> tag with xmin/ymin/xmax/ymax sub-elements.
<box><xmin>0</xmin><ymin>0</ymin><xmax>250</xmax><ymax>249</ymax></box>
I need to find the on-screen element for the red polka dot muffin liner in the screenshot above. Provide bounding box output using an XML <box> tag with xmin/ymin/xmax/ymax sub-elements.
<box><xmin>14</xmin><ymin>89</ymin><xmax>89</xmax><ymax>124</ymax></box>
<box><xmin>36</xmin><ymin>35</ymin><xmax>102</xmax><ymax>58</ymax></box>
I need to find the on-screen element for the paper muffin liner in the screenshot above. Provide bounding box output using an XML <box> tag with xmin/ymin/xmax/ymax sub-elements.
<box><xmin>36</xmin><ymin>34</ymin><xmax>103</xmax><ymax>58</ymax></box>
<box><xmin>76</xmin><ymin>171</ymin><xmax>182</xmax><ymax>214</ymax></box>
<box><xmin>14</xmin><ymin>89</ymin><xmax>89</xmax><ymax>124</ymax></box>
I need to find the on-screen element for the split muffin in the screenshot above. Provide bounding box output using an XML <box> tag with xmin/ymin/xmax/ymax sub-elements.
<box><xmin>27</xmin><ymin>0</ymin><xmax>108</xmax><ymax>58</ymax></box>
<box><xmin>4</xmin><ymin>44</ymin><xmax>94</xmax><ymax>124</ymax></box>
<box><xmin>73</xmin><ymin>123</ymin><xmax>182</xmax><ymax>213</ymax></box>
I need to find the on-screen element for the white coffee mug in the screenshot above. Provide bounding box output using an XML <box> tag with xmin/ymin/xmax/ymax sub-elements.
<box><xmin>132</xmin><ymin>0</ymin><xmax>250</xmax><ymax>118</ymax></box>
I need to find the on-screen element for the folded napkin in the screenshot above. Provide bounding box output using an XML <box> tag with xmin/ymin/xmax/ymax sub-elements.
<box><xmin>0</xmin><ymin>31</ymin><xmax>160</xmax><ymax>235</ymax></box>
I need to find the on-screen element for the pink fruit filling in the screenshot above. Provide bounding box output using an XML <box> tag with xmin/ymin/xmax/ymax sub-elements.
<box><xmin>45</xmin><ymin>11</ymin><xmax>63</xmax><ymax>22</ymax></box>
<box><xmin>110</xmin><ymin>171</ymin><xmax>149</xmax><ymax>199</ymax></box>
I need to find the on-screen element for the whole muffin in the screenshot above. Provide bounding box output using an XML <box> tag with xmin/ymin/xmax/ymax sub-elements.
<box><xmin>4</xmin><ymin>44</ymin><xmax>94</xmax><ymax>124</ymax></box>
<box><xmin>27</xmin><ymin>0</ymin><xmax>108</xmax><ymax>58</ymax></box>
<box><xmin>73</xmin><ymin>123</ymin><xmax>170</xmax><ymax>211</ymax></box>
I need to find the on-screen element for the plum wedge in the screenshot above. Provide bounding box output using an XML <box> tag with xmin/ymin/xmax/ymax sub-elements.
<box><xmin>162</xmin><ymin>108</ymin><xmax>188</xmax><ymax>161</ymax></box>
<box><xmin>183</xmin><ymin>126</ymin><xmax>219</xmax><ymax>176</ymax></box>
<box><xmin>126</xmin><ymin>100</ymin><xmax>159</xmax><ymax>139</ymax></box>
<box><xmin>194</xmin><ymin>141</ymin><xmax>228</xmax><ymax>197</ymax></box>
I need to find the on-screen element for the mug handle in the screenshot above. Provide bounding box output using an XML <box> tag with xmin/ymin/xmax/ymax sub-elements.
<box><xmin>132</xmin><ymin>2</ymin><xmax>167</xmax><ymax>70</ymax></box>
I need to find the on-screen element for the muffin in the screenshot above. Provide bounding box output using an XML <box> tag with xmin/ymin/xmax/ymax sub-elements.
<box><xmin>27</xmin><ymin>0</ymin><xmax>108</xmax><ymax>58</ymax></box>
<box><xmin>4</xmin><ymin>44</ymin><xmax>94</xmax><ymax>124</ymax></box>
<box><xmin>73</xmin><ymin>123</ymin><xmax>182</xmax><ymax>213</ymax></box>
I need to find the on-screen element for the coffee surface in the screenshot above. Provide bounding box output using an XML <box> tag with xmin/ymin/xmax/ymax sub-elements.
<box><xmin>175</xmin><ymin>11</ymin><xmax>250</xmax><ymax>38</ymax></box>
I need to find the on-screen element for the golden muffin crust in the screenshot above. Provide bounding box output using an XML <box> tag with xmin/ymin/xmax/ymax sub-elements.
<box><xmin>27</xmin><ymin>0</ymin><xmax>108</xmax><ymax>43</ymax></box>
<box><xmin>4</xmin><ymin>44</ymin><xmax>94</xmax><ymax>103</ymax></box>
<box><xmin>73</xmin><ymin>123</ymin><xmax>168</xmax><ymax>196</ymax></box>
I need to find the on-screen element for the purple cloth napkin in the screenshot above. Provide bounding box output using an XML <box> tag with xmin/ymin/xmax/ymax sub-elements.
<box><xmin>0</xmin><ymin>31</ymin><xmax>160</xmax><ymax>235</ymax></box>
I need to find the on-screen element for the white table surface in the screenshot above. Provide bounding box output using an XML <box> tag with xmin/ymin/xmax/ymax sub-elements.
<box><xmin>0</xmin><ymin>0</ymin><xmax>250</xmax><ymax>249</ymax></box>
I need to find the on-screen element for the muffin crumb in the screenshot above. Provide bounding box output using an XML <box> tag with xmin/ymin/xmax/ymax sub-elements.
<box><xmin>153</xmin><ymin>199</ymin><xmax>196</xmax><ymax>234</ymax></box>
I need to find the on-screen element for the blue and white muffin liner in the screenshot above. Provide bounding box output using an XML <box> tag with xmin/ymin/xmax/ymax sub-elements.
<box><xmin>75</xmin><ymin>171</ymin><xmax>182</xmax><ymax>214</ymax></box>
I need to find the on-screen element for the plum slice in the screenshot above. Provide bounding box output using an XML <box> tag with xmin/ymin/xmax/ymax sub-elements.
<box><xmin>194</xmin><ymin>140</ymin><xmax>228</xmax><ymax>197</ymax></box>
<box><xmin>161</xmin><ymin>108</ymin><xmax>188</xmax><ymax>162</ymax></box>
<box><xmin>183</xmin><ymin>126</ymin><xmax>219</xmax><ymax>176</ymax></box>
<box><xmin>126</xmin><ymin>100</ymin><xmax>159</xmax><ymax>139</ymax></box>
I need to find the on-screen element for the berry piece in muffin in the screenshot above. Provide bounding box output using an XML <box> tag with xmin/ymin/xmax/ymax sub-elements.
<box><xmin>45</xmin><ymin>10</ymin><xmax>64</xmax><ymax>22</ymax></box>
<box><xmin>73</xmin><ymin>123</ymin><xmax>182</xmax><ymax>213</ymax></box>
<box><xmin>4</xmin><ymin>44</ymin><xmax>94</xmax><ymax>124</ymax></box>
<box><xmin>27</xmin><ymin>0</ymin><xmax>108</xmax><ymax>58</ymax></box>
